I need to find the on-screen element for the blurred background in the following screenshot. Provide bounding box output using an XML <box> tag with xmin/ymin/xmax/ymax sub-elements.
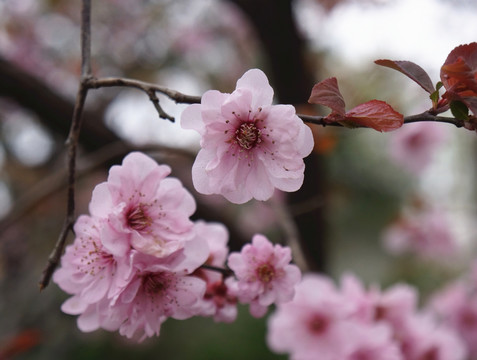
<box><xmin>1</xmin><ymin>0</ymin><xmax>477</xmax><ymax>358</ymax></box>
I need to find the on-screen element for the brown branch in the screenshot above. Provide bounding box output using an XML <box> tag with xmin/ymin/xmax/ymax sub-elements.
<box><xmin>84</xmin><ymin>77</ymin><xmax>201</xmax><ymax>121</ymax></box>
<box><xmin>86</xmin><ymin>77</ymin><xmax>202</xmax><ymax>104</ymax></box>
<box><xmin>39</xmin><ymin>0</ymin><xmax>93</xmax><ymax>290</ymax></box>
<box><xmin>147</xmin><ymin>89</ymin><xmax>175</xmax><ymax>122</ymax></box>
<box><xmin>200</xmin><ymin>264</ymin><xmax>233</xmax><ymax>277</ymax></box>
<box><xmin>403</xmin><ymin>112</ymin><xmax>465</xmax><ymax>127</ymax></box>
<box><xmin>298</xmin><ymin>112</ymin><xmax>465</xmax><ymax>128</ymax></box>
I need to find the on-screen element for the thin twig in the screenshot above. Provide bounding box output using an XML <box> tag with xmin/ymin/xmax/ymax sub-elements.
<box><xmin>39</xmin><ymin>0</ymin><xmax>92</xmax><ymax>290</ymax></box>
<box><xmin>146</xmin><ymin>89</ymin><xmax>175</xmax><ymax>122</ymax></box>
<box><xmin>403</xmin><ymin>112</ymin><xmax>465</xmax><ymax>127</ymax></box>
<box><xmin>80</xmin><ymin>0</ymin><xmax>92</xmax><ymax>76</ymax></box>
<box><xmin>200</xmin><ymin>264</ymin><xmax>234</xmax><ymax>277</ymax></box>
<box><xmin>87</xmin><ymin>77</ymin><xmax>202</xmax><ymax>104</ymax></box>
<box><xmin>84</xmin><ymin>76</ymin><xmax>201</xmax><ymax>121</ymax></box>
<box><xmin>269</xmin><ymin>196</ymin><xmax>309</xmax><ymax>272</ymax></box>
<box><xmin>299</xmin><ymin>111</ymin><xmax>465</xmax><ymax>128</ymax></box>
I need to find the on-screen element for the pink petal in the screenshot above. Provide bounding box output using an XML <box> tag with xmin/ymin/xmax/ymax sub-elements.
<box><xmin>181</xmin><ymin>103</ymin><xmax>204</xmax><ymax>134</ymax></box>
<box><xmin>236</xmin><ymin>68</ymin><xmax>274</xmax><ymax>108</ymax></box>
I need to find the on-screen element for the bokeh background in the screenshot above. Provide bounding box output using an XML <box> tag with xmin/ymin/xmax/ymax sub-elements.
<box><xmin>1</xmin><ymin>0</ymin><xmax>477</xmax><ymax>358</ymax></box>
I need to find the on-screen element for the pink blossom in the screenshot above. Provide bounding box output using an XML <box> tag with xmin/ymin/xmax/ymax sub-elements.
<box><xmin>181</xmin><ymin>68</ymin><xmax>314</xmax><ymax>204</ymax></box>
<box><xmin>397</xmin><ymin>314</ymin><xmax>467</xmax><ymax>360</ymax></box>
<box><xmin>382</xmin><ymin>208</ymin><xmax>458</xmax><ymax>261</ymax></box>
<box><xmin>226</xmin><ymin>234</ymin><xmax>301</xmax><ymax>317</ymax></box>
<box><xmin>344</xmin><ymin>323</ymin><xmax>402</xmax><ymax>360</ymax></box>
<box><xmin>54</xmin><ymin>152</ymin><xmax>215</xmax><ymax>341</ymax></box>
<box><xmin>389</xmin><ymin>122</ymin><xmax>446</xmax><ymax>174</ymax></box>
<box><xmin>371</xmin><ymin>283</ymin><xmax>419</xmax><ymax>332</ymax></box>
<box><xmin>340</xmin><ymin>273</ymin><xmax>379</xmax><ymax>323</ymax></box>
<box><xmin>71</xmin><ymin>243</ymin><xmax>209</xmax><ymax>342</ymax></box>
<box><xmin>192</xmin><ymin>221</ymin><xmax>238</xmax><ymax>323</ymax></box>
<box><xmin>340</xmin><ymin>273</ymin><xmax>418</xmax><ymax>330</ymax></box>
<box><xmin>113</xmin><ymin>266</ymin><xmax>206</xmax><ymax>341</ymax></box>
<box><xmin>430</xmin><ymin>280</ymin><xmax>477</xmax><ymax>357</ymax></box>
<box><xmin>56</xmin><ymin>220</ymin><xmax>210</xmax><ymax>342</ymax></box>
<box><xmin>53</xmin><ymin>215</ymin><xmax>117</xmax><ymax>304</ymax></box>
<box><xmin>267</xmin><ymin>274</ymin><xmax>353</xmax><ymax>359</ymax></box>
<box><xmin>89</xmin><ymin>151</ymin><xmax>196</xmax><ymax>258</ymax></box>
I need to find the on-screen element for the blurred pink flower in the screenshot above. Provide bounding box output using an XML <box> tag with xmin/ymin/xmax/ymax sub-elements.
<box><xmin>382</xmin><ymin>208</ymin><xmax>458</xmax><ymax>260</ymax></box>
<box><xmin>340</xmin><ymin>273</ymin><xmax>417</xmax><ymax>331</ymax></box>
<box><xmin>267</xmin><ymin>271</ymin><xmax>466</xmax><ymax>360</ymax></box>
<box><xmin>89</xmin><ymin>151</ymin><xmax>196</xmax><ymax>258</ymax></box>
<box><xmin>344</xmin><ymin>323</ymin><xmax>402</xmax><ymax>360</ymax></box>
<box><xmin>226</xmin><ymin>234</ymin><xmax>301</xmax><ymax>317</ymax></box>
<box><xmin>267</xmin><ymin>274</ymin><xmax>353</xmax><ymax>359</ymax></box>
<box><xmin>389</xmin><ymin>122</ymin><xmax>446</xmax><ymax>174</ymax></box>
<box><xmin>430</xmin><ymin>280</ymin><xmax>477</xmax><ymax>357</ymax></box>
<box><xmin>398</xmin><ymin>314</ymin><xmax>467</xmax><ymax>360</ymax></box>
<box><xmin>181</xmin><ymin>68</ymin><xmax>314</xmax><ymax>204</ymax></box>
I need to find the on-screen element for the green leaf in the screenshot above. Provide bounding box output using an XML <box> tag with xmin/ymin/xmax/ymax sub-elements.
<box><xmin>429</xmin><ymin>82</ymin><xmax>444</xmax><ymax>105</ymax></box>
<box><xmin>450</xmin><ymin>100</ymin><xmax>469</xmax><ymax>121</ymax></box>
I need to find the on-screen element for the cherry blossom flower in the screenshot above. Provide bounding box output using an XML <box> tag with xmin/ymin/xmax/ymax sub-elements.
<box><xmin>344</xmin><ymin>323</ymin><xmax>402</xmax><ymax>360</ymax></box>
<box><xmin>113</xmin><ymin>262</ymin><xmax>207</xmax><ymax>341</ymax></box>
<box><xmin>89</xmin><ymin>151</ymin><xmax>196</xmax><ymax>258</ymax></box>
<box><xmin>267</xmin><ymin>274</ymin><xmax>353</xmax><ymax>359</ymax></box>
<box><xmin>64</xmin><ymin>236</ymin><xmax>210</xmax><ymax>342</ymax></box>
<box><xmin>226</xmin><ymin>234</ymin><xmax>301</xmax><ymax>317</ymax></box>
<box><xmin>389</xmin><ymin>122</ymin><xmax>446</xmax><ymax>174</ymax></box>
<box><xmin>430</xmin><ymin>279</ymin><xmax>477</xmax><ymax>357</ymax></box>
<box><xmin>192</xmin><ymin>221</ymin><xmax>238</xmax><ymax>323</ymax></box>
<box><xmin>181</xmin><ymin>68</ymin><xmax>314</xmax><ymax>204</ymax></box>
<box><xmin>53</xmin><ymin>215</ymin><xmax>117</xmax><ymax>305</ymax></box>
<box><xmin>382</xmin><ymin>208</ymin><xmax>458</xmax><ymax>261</ymax></box>
<box><xmin>54</xmin><ymin>152</ymin><xmax>216</xmax><ymax>341</ymax></box>
<box><xmin>397</xmin><ymin>314</ymin><xmax>467</xmax><ymax>360</ymax></box>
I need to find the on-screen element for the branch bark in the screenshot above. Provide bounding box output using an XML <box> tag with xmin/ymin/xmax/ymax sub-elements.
<box><xmin>39</xmin><ymin>0</ymin><xmax>93</xmax><ymax>290</ymax></box>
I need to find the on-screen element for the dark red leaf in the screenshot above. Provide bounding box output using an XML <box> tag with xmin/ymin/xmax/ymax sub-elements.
<box><xmin>375</xmin><ymin>59</ymin><xmax>435</xmax><ymax>94</ymax></box>
<box><xmin>345</xmin><ymin>100</ymin><xmax>404</xmax><ymax>132</ymax></box>
<box><xmin>441</xmin><ymin>43</ymin><xmax>477</xmax><ymax>95</ymax></box>
<box><xmin>308</xmin><ymin>77</ymin><xmax>346</xmax><ymax>116</ymax></box>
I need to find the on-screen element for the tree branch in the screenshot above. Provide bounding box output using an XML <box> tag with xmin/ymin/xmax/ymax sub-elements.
<box><xmin>86</xmin><ymin>77</ymin><xmax>202</xmax><ymax>104</ymax></box>
<box><xmin>39</xmin><ymin>0</ymin><xmax>93</xmax><ymax>290</ymax></box>
<box><xmin>298</xmin><ymin>112</ymin><xmax>466</xmax><ymax>128</ymax></box>
<box><xmin>84</xmin><ymin>77</ymin><xmax>201</xmax><ymax>122</ymax></box>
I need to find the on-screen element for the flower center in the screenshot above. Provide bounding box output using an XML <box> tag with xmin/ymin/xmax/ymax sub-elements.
<box><xmin>127</xmin><ymin>205</ymin><xmax>151</xmax><ymax>231</ymax></box>
<box><xmin>419</xmin><ymin>347</ymin><xmax>438</xmax><ymax>360</ymax></box>
<box><xmin>235</xmin><ymin>122</ymin><xmax>261</xmax><ymax>150</ymax></box>
<box><xmin>373</xmin><ymin>304</ymin><xmax>387</xmax><ymax>321</ymax></box>
<box><xmin>256</xmin><ymin>263</ymin><xmax>275</xmax><ymax>283</ymax></box>
<box><xmin>143</xmin><ymin>273</ymin><xmax>168</xmax><ymax>295</ymax></box>
<box><xmin>350</xmin><ymin>350</ymin><xmax>372</xmax><ymax>360</ymax></box>
<box><xmin>308</xmin><ymin>313</ymin><xmax>329</xmax><ymax>335</ymax></box>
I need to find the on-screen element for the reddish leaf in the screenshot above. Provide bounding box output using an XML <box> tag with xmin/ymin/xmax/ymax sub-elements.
<box><xmin>308</xmin><ymin>77</ymin><xmax>346</xmax><ymax>116</ymax></box>
<box><xmin>345</xmin><ymin>100</ymin><xmax>404</xmax><ymax>132</ymax></box>
<box><xmin>440</xmin><ymin>43</ymin><xmax>477</xmax><ymax>94</ymax></box>
<box><xmin>0</xmin><ymin>329</ymin><xmax>41</xmax><ymax>358</ymax></box>
<box><xmin>375</xmin><ymin>59</ymin><xmax>435</xmax><ymax>94</ymax></box>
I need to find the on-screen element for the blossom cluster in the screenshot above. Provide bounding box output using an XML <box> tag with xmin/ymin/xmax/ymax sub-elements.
<box><xmin>382</xmin><ymin>206</ymin><xmax>458</xmax><ymax>261</ymax></box>
<box><xmin>53</xmin><ymin>152</ymin><xmax>301</xmax><ymax>341</ymax></box>
<box><xmin>267</xmin><ymin>273</ymin><xmax>467</xmax><ymax>360</ymax></box>
<box><xmin>429</xmin><ymin>261</ymin><xmax>477</xmax><ymax>359</ymax></box>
